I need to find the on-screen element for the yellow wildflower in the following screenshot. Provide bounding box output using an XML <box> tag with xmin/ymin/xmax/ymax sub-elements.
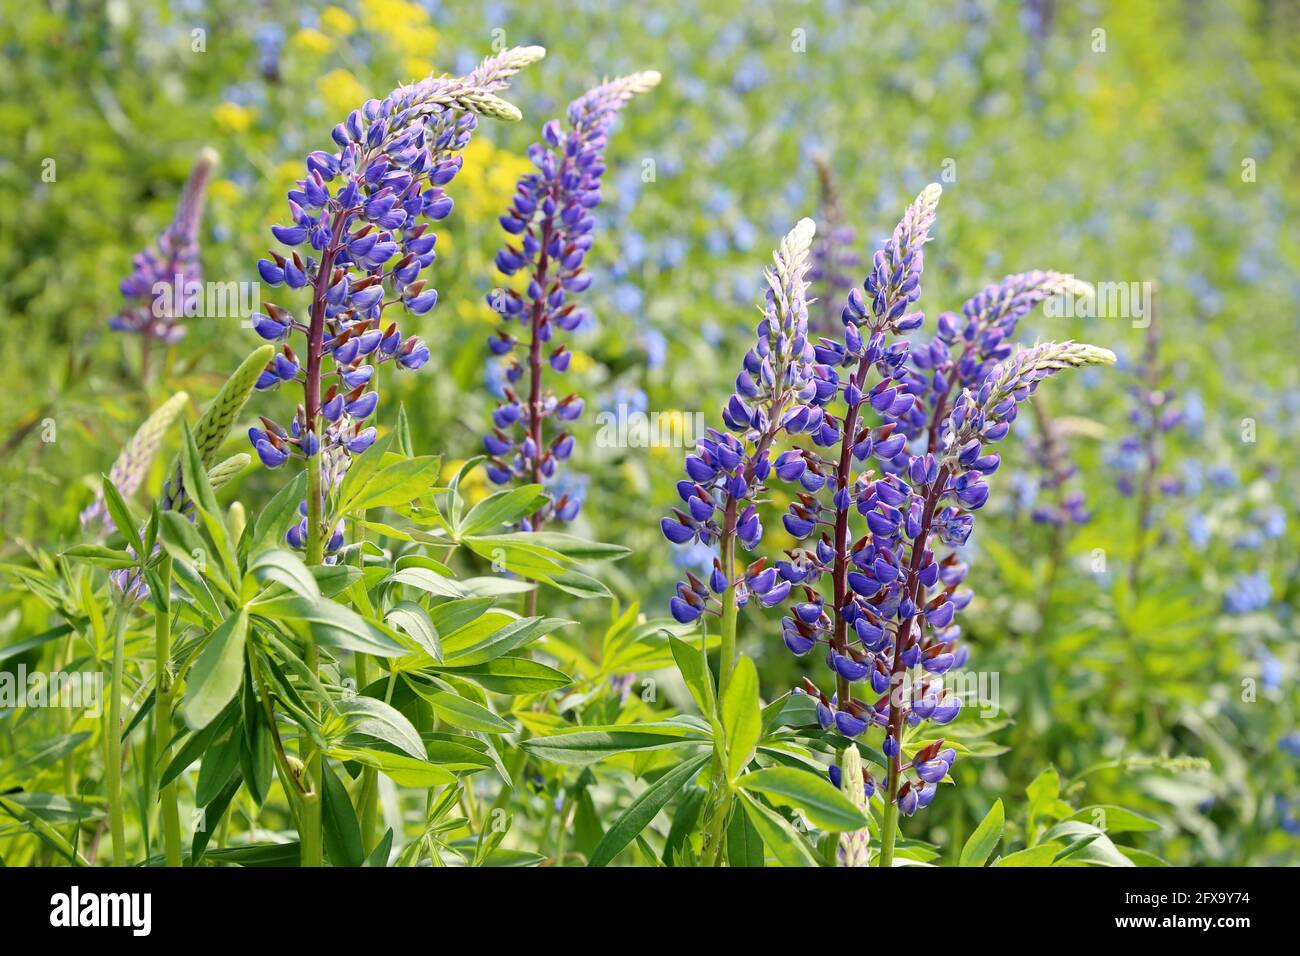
<box><xmin>291</xmin><ymin>27</ymin><xmax>334</xmax><ymax>56</ymax></box>
<box><xmin>213</xmin><ymin>102</ymin><xmax>254</xmax><ymax>134</ymax></box>
<box><xmin>320</xmin><ymin>6</ymin><xmax>356</xmax><ymax>35</ymax></box>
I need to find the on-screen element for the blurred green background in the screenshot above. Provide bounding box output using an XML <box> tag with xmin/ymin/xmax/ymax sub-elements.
<box><xmin>1</xmin><ymin>0</ymin><xmax>1297</xmax><ymax>864</ymax></box>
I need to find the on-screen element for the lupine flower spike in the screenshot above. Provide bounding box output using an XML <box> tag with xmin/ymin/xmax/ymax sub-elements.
<box><xmin>248</xmin><ymin>47</ymin><xmax>542</xmax><ymax>562</ymax></box>
<box><xmin>111</xmin><ymin>148</ymin><xmax>218</xmax><ymax>377</ymax></box>
<box><xmin>697</xmin><ymin>184</ymin><xmax>1116</xmax><ymax>857</ymax></box>
<box><xmin>484</xmin><ymin>71</ymin><xmax>660</xmax><ymax>529</ymax></box>
<box><xmin>1024</xmin><ymin>396</ymin><xmax>1090</xmax><ymax>527</ymax></box>
<box><xmin>661</xmin><ymin>217</ymin><xmax>823</xmax><ymax>659</ymax></box>
<box><xmin>809</xmin><ymin>154</ymin><xmax>861</xmax><ymax>335</ymax></box>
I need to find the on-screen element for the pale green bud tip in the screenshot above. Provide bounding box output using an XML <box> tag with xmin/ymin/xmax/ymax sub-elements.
<box><xmin>627</xmin><ymin>70</ymin><xmax>662</xmax><ymax>92</ymax></box>
<box><xmin>788</xmin><ymin>216</ymin><xmax>816</xmax><ymax>251</ymax></box>
<box><xmin>480</xmin><ymin>94</ymin><xmax>523</xmax><ymax>122</ymax></box>
<box><xmin>511</xmin><ymin>45</ymin><xmax>547</xmax><ymax>66</ymax></box>
<box><xmin>840</xmin><ymin>744</ymin><xmax>863</xmax><ymax>796</ymax></box>
<box><xmin>917</xmin><ymin>182</ymin><xmax>942</xmax><ymax>207</ymax></box>
<box><xmin>196</xmin><ymin>147</ymin><xmax>220</xmax><ymax>170</ymax></box>
<box><xmin>1055</xmin><ymin>341</ymin><xmax>1116</xmax><ymax>367</ymax></box>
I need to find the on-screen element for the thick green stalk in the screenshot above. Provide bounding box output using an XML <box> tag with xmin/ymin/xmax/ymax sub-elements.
<box><xmin>298</xmin><ymin>453</ymin><xmax>325</xmax><ymax>867</ymax></box>
<box><xmin>878</xmin><ymin>800</ymin><xmax>899</xmax><ymax>867</ymax></box>
<box><xmin>354</xmin><ymin>652</ymin><xmax>379</xmax><ymax>852</ymax></box>
<box><xmin>704</xmin><ymin>790</ymin><xmax>732</xmax><ymax>867</ymax></box>
<box><xmin>104</xmin><ymin>604</ymin><xmax>128</xmax><ymax>865</ymax></box>
<box><xmin>716</xmin><ymin>502</ymin><xmax>739</xmax><ymax>699</ymax></box>
<box><xmin>153</xmin><ymin>556</ymin><xmax>183</xmax><ymax>867</ymax></box>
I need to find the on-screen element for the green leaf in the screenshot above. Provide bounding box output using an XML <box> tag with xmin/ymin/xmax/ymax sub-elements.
<box><xmin>249</xmin><ymin>549</ymin><xmax>321</xmax><ymax>601</ymax></box>
<box><xmin>958</xmin><ymin>798</ymin><xmax>1004</xmax><ymax>867</ymax></box>
<box><xmin>522</xmin><ymin>723</ymin><xmax>709</xmax><ymax>767</ymax></box>
<box><xmin>326</xmin><ymin>747</ymin><xmax>456</xmax><ymax>788</ymax></box>
<box><xmin>0</xmin><ymin>623</ymin><xmax>74</xmax><ymax>665</ymax></box>
<box><xmin>100</xmin><ymin>474</ymin><xmax>143</xmax><ymax>556</ymax></box>
<box><xmin>459</xmin><ymin>485</ymin><xmax>549</xmax><ymax>537</ymax></box>
<box><xmin>994</xmin><ymin>844</ymin><xmax>1063</xmax><ymax>867</ymax></box>
<box><xmin>254</xmin><ymin>595</ymin><xmax>407</xmax><ymax>658</ymax></box>
<box><xmin>160</xmin><ymin>706</ymin><xmax>238</xmax><ymax>789</ymax></box>
<box><xmin>0</xmin><ymin>792</ymin><xmax>102</xmax><ymax>823</ymax></box>
<box><xmin>0</xmin><ymin>796</ymin><xmax>89</xmax><ymax>866</ymax></box>
<box><xmin>1041</xmin><ymin>820</ymin><xmax>1136</xmax><ymax>867</ymax></box>
<box><xmin>736</xmin><ymin>791</ymin><xmax>816</xmax><ymax>867</ymax></box>
<box><xmin>736</xmin><ymin>766</ymin><xmax>869</xmax><ymax>832</ymax></box>
<box><xmin>180</xmin><ymin>609</ymin><xmax>248</xmax><ymax>731</ymax></box>
<box><xmin>321</xmin><ymin>759</ymin><xmax>365</xmax><ymax>867</ymax></box>
<box><xmin>539</xmin><ymin>568</ymin><xmax>612</xmax><ymax>599</ymax></box>
<box><xmin>444</xmin><ymin>457</ymin><xmax>484</xmax><ymax>535</ymax></box>
<box><xmin>1066</xmin><ymin>805</ymin><xmax>1161</xmax><ymax>834</ymax></box>
<box><xmin>248</xmin><ymin>471</ymin><xmax>307</xmax><ymax>555</ymax></box>
<box><xmin>179</xmin><ymin>422</ymin><xmax>236</xmax><ymax>579</ymax></box>
<box><xmin>473</xmin><ymin>530</ymin><xmax>630</xmax><ymax>562</ymax></box>
<box><xmin>669</xmin><ymin>634</ymin><xmax>715</xmax><ymax>717</ymax></box>
<box><xmin>726</xmin><ymin>794</ymin><xmax>766</xmax><ymax>867</ymax></box>
<box><xmin>366</xmin><ymin>828</ymin><xmax>394</xmax><ymax>867</ymax></box>
<box><xmin>441</xmin><ymin>615</ymin><xmax>571</xmax><ymax>667</ymax></box>
<box><xmin>395</xmin><ymin>403</ymin><xmax>414</xmax><ymax>457</ymax></box>
<box><xmin>417</xmin><ymin>690</ymin><xmax>514</xmax><ymax>734</ymax></box>
<box><xmin>433</xmin><ymin>655</ymin><xmax>571</xmax><ymax>694</ymax></box>
<box><xmin>196</xmin><ymin>726</ymin><xmax>242</xmax><ymax>806</ymax></box>
<box><xmin>337</xmin><ymin>696</ymin><xmax>427</xmax><ymax>759</ymax></box>
<box><xmin>428</xmin><ymin>597</ymin><xmax>494</xmax><ymax>636</ymax></box>
<box><xmin>192</xmin><ymin>772</ymin><xmax>242</xmax><ymax>864</ymax></box>
<box><xmin>337</xmin><ymin>454</ymin><xmax>442</xmax><ymax>516</ymax></box>
<box><xmin>588</xmin><ymin>752</ymin><xmax>711</xmax><ymax>867</ymax></box>
<box><xmin>60</xmin><ymin>544</ymin><xmax>136</xmax><ymax>570</ymax></box>
<box><xmin>722</xmin><ymin>655</ymin><xmax>761</xmax><ymax>782</ymax></box>
<box><xmin>386</xmin><ymin>601</ymin><xmax>441</xmax><ymax>662</ymax></box>
<box><xmin>388</xmin><ymin>566</ymin><xmax>466</xmax><ymax>599</ymax></box>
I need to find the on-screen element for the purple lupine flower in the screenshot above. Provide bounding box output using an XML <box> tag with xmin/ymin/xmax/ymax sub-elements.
<box><xmin>1223</xmin><ymin>571</ymin><xmax>1271</xmax><ymax>614</ymax></box>
<box><xmin>483</xmin><ymin>71</ymin><xmax>659</xmax><ymax>530</ymax></box>
<box><xmin>809</xmin><ymin>154</ymin><xmax>862</xmax><ymax>335</ymax></box>
<box><xmin>1024</xmin><ymin>397</ymin><xmax>1091</xmax><ymax>527</ymax></box>
<box><xmin>661</xmin><ymin>217</ymin><xmax>823</xmax><ymax>618</ymax></box>
<box><xmin>110</xmin><ymin>149</ymin><xmax>217</xmax><ymax>369</ymax></box>
<box><xmin>747</xmin><ymin>185</ymin><xmax>1114</xmax><ymax>828</ymax></box>
<box><xmin>884</xmin><ymin>270</ymin><xmax>1091</xmax><ymax>450</ymax></box>
<box><xmin>248</xmin><ymin>47</ymin><xmax>542</xmax><ymax>560</ymax></box>
<box><xmin>1107</xmin><ymin>310</ymin><xmax>1186</xmax><ymax>595</ymax></box>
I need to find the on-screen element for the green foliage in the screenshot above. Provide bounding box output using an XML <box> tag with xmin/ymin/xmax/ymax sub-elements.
<box><xmin>1</xmin><ymin>0</ymin><xmax>1297</xmax><ymax>869</ymax></box>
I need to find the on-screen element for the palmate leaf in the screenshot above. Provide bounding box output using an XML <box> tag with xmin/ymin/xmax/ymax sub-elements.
<box><xmin>735</xmin><ymin>766</ymin><xmax>869</xmax><ymax>832</ymax></box>
<box><xmin>334</xmin><ymin>443</ymin><xmax>442</xmax><ymax>517</ymax></box>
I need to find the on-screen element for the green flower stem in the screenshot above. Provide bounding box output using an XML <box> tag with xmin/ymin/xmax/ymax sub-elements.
<box><xmin>716</xmin><ymin>502</ymin><xmax>739</xmax><ymax>699</ymax></box>
<box><xmin>354</xmin><ymin>651</ymin><xmax>380</xmax><ymax>852</ymax></box>
<box><xmin>703</xmin><ymin>788</ymin><xmax>732</xmax><ymax>867</ymax></box>
<box><xmin>153</xmin><ymin>556</ymin><xmax>183</xmax><ymax>867</ymax></box>
<box><xmin>877</xmin><ymin>799</ymin><xmax>899</xmax><ymax>867</ymax></box>
<box><xmin>104</xmin><ymin>602</ymin><xmax>128</xmax><ymax>866</ymax></box>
